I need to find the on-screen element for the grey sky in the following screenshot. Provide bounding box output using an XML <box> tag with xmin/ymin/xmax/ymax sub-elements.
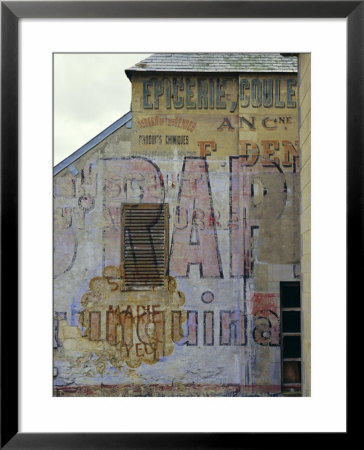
<box><xmin>53</xmin><ymin>53</ymin><xmax>151</xmax><ymax>165</ymax></box>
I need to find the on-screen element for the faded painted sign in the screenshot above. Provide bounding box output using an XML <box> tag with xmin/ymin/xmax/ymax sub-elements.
<box><xmin>131</xmin><ymin>75</ymin><xmax>239</xmax><ymax>157</ymax></box>
<box><xmin>54</xmin><ymin>68</ymin><xmax>300</xmax><ymax>397</ymax></box>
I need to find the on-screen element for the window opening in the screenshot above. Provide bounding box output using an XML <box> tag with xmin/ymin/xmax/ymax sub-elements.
<box><xmin>121</xmin><ymin>203</ymin><xmax>169</xmax><ymax>290</ymax></box>
<box><xmin>280</xmin><ymin>281</ymin><xmax>302</xmax><ymax>395</ymax></box>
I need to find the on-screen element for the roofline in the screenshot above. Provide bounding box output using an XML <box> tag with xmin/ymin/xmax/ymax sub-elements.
<box><xmin>53</xmin><ymin>111</ymin><xmax>132</xmax><ymax>176</ymax></box>
<box><xmin>125</xmin><ymin>53</ymin><xmax>298</xmax><ymax>79</ymax></box>
<box><xmin>126</xmin><ymin>69</ymin><xmax>297</xmax><ymax>79</ymax></box>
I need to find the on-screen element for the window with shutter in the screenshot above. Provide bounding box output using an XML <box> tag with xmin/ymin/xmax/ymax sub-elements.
<box><xmin>121</xmin><ymin>203</ymin><xmax>169</xmax><ymax>290</ymax></box>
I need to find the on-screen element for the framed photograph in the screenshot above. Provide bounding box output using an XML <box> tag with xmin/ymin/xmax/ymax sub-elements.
<box><xmin>1</xmin><ymin>1</ymin><xmax>356</xmax><ymax>448</ymax></box>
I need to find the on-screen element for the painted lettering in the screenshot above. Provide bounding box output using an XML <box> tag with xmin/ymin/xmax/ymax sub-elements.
<box><xmin>286</xmin><ymin>79</ymin><xmax>297</xmax><ymax>108</ymax></box>
<box><xmin>262</xmin><ymin>79</ymin><xmax>273</xmax><ymax>107</ymax></box>
<box><xmin>216</xmin><ymin>78</ymin><xmax>226</xmax><ymax>109</ymax></box>
<box><xmin>186</xmin><ymin>78</ymin><xmax>196</xmax><ymax>109</ymax></box>
<box><xmin>239</xmin><ymin>78</ymin><xmax>297</xmax><ymax>109</ymax></box>
<box><xmin>274</xmin><ymin>79</ymin><xmax>285</xmax><ymax>108</ymax></box>
<box><xmin>240</xmin><ymin>78</ymin><xmax>250</xmax><ymax>107</ymax></box>
<box><xmin>240</xmin><ymin>115</ymin><xmax>256</xmax><ymax>130</ymax></box>
<box><xmin>262</xmin><ymin>117</ymin><xmax>277</xmax><ymax>129</ymax></box>
<box><xmin>217</xmin><ymin>117</ymin><xmax>234</xmax><ymax>131</ymax></box>
<box><xmin>89</xmin><ymin>311</ymin><xmax>101</xmax><ymax>341</ymax></box>
<box><xmin>253</xmin><ymin>310</ymin><xmax>280</xmax><ymax>346</ymax></box>
<box><xmin>251</xmin><ymin>79</ymin><xmax>262</xmax><ymax>108</ymax></box>
<box><xmin>169</xmin><ymin>158</ymin><xmax>223</xmax><ymax>278</ymax></box>
<box><xmin>239</xmin><ymin>140</ymin><xmax>259</xmax><ymax>166</ymax></box>
<box><xmin>197</xmin><ymin>79</ymin><xmax>208</xmax><ymax>109</ymax></box>
<box><xmin>165</xmin><ymin>135</ymin><xmax>189</xmax><ymax>145</ymax></box>
<box><xmin>204</xmin><ymin>311</ymin><xmax>214</xmax><ymax>345</ymax></box>
<box><xmin>220</xmin><ymin>311</ymin><xmax>246</xmax><ymax>345</ymax></box>
<box><xmin>282</xmin><ymin>140</ymin><xmax>299</xmax><ymax>171</ymax></box>
<box><xmin>153</xmin><ymin>79</ymin><xmax>164</xmax><ymax>109</ymax></box>
<box><xmin>140</xmin><ymin>77</ymin><xmax>228</xmax><ymax>110</ymax></box>
<box><xmin>261</xmin><ymin>140</ymin><xmax>280</xmax><ymax>166</ymax></box>
<box><xmin>173</xmin><ymin>78</ymin><xmax>184</xmax><ymax>109</ymax></box>
<box><xmin>229</xmin><ymin>157</ymin><xmax>253</xmax><ymax>278</ymax></box>
<box><xmin>197</xmin><ymin>141</ymin><xmax>217</xmax><ymax>157</ymax></box>
<box><xmin>172</xmin><ymin>310</ymin><xmax>198</xmax><ymax>346</ymax></box>
<box><xmin>86</xmin><ymin>303</ymin><xmax>281</xmax><ymax>348</ymax></box>
<box><xmin>143</xmin><ymin>80</ymin><xmax>153</xmax><ymax>109</ymax></box>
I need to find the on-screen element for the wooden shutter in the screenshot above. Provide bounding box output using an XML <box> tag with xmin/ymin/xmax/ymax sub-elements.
<box><xmin>121</xmin><ymin>203</ymin><xmax>168</xmax><ymax>289</ymax></box>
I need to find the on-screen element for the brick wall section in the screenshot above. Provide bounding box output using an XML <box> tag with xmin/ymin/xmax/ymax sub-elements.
<box><xmin>298</xmin><ymin>54</ymin><xmax>311</xmax><ymax>396</ymax></box>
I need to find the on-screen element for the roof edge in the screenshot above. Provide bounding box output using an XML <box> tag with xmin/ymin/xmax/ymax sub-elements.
<box><xmin>126</xmin><ymin>68</ymin><xmax>297</xmax><ymax>78</ymax></box>
<box><xmin>125</xmin><ymin>53</ymin><xmax>298</xmax><ymax>77</ymax></box>
<box><xmin>53</xmin><ymin>111</ymin><xmax>132</xmax><ymax>176</ymax></box>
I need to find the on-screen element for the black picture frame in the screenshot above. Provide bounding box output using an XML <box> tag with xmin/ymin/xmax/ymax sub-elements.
<box><xmin>1</xmin><ymin>1</ymin><xmax>356</xmax><ymax>448</ymax></box>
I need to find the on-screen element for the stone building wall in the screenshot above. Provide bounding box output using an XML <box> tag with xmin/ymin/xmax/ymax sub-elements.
<box><xmin>53</xmin><ymin>65</ymin><xmax>301</xmax><ymax>396</ymax></box>
<box><xmin>298</xmin><ymin>53</ymin><xmax>311</xmax><ymax>397</ymax></box>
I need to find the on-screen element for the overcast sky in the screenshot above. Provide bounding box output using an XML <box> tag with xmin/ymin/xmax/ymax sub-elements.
<box><xmin>53</xmin><ymin>53</ymin><xmax>151</xmax><ymax>165</ymax></box>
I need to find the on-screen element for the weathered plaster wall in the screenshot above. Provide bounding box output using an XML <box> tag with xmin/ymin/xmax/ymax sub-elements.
<box><xmin>298</xmin><ymin>54</ymin><xmax>311</xmax><ymax>396</ymax></box>
<box><xmin>54</xmin><ymin>70</ymin><xmax>300</xmax><ymax>396</ymax></box>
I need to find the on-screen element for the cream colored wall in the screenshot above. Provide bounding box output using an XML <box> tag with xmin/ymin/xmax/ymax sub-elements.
<box><xmin>298</xmin><ymin>53</ymin><xmax>311</xmax><ymax>396</ymax></box>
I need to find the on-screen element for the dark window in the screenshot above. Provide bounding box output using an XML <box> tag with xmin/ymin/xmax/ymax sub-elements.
<box><xmin>283</xmin><ymin>336</ymin><xmax>301</xmax><ymax>358</ymax></box>
<box><xmin>121</xmin><ymin>203</ymin><xmax>169</xmax><ymax>290</ymax></box>
<box><xmin>280</xmin><ymin>281</ymin><xmax>302</xmax><ymax>395</ymax></box>
<box><xmin>281</xmin><ymin>284</ymin><xmax>301</xmax><ymax>308</ymax></box>
<box><xmin>282</xmin><ymin>311</ymin><xmax>301</xmax><ymax>333</ymax></box>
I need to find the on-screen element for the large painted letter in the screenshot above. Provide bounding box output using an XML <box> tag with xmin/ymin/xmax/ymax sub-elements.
<box><xmin>103</xmin><ymin>157</ymin><xmax>165</xmax><ymax>268</ymax></box>
<box><xmin>169</xmin><ymin>157</ymin><xmax>223</xmax><ymax>278</ymax></box>
<box><xmin>229</xmin><ymin>156</ymin><xmax>253</xmax><ymax>278</ymax></box>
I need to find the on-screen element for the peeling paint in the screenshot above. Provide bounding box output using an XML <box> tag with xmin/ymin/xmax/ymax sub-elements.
<box><xmin>54</xmin><ymin>62</ymin><xmax>301</xmax><ymax>396</ymax></box>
